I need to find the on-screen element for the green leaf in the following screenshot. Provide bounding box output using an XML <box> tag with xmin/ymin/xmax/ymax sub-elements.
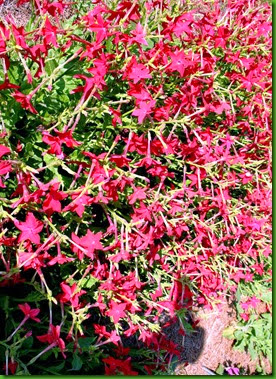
<box><xmin>248</xmin><ymin>341</ymin><xmax>257</xmax><ymax>361</ymax></box>
<box><xmin>47</xmin><ymin>361</ymin><xmax>66</xmax><ymax>373</ymax></box>
<box><xmin>267</xmin><ymin>351</ymin><xmax>272</xmax><ymax>364</ymax></box>
<box><xmin>169</xmin><ymin>355</ymin><xmax>179</xmax><ymax>373</ymax></box>
<box><xmin>35</xmin><ymin>361</ymin><xmax>65</xmax><ymax>375</ymax></box>
<box><xmin>13</xmin><ymin>292</ymin><xmax>45</xmax><ymax>302</ymax></box>
<box><xmin>78</xmin><ymin>337</ymin><xmax>96</xmax><ymax>349</ymax></box>
<box><xmin>260</xmin><ymin>291</ymin><xmax>272</xmax><ymax>304</ymax></box>
<box><xmin>142</xmin><ymin>38</ymin><xmax>154</xmax><ymax>51</ymax></box>
<box><xmin>216</xmin><ymin>364</ymin><xmax>225</xmax><ymax>375</ymax></box>
<box><xmin>8</xmin><ymin>61</ymin><xmax>23</xmax><ymax>84</ymax></box>
<box><xmin>235</xmin><ymin>286</ymin><xmax>241</xmax><ymax>302</ymax></box>
<box><xmin>22</xmin><ymin>336</ymin><xmax>33</xmax><ymax>350</ymax></box>
<box><xmin>234</xmin><ymin>329</ymin><xmax>245</xmax><ymax>341</ymax></box>
<box><xmin>223</xmin><ymin>326</ymin><xmax>235</xmax><ymax>339</ymax></box>
<box><xmin>40</xmin><ymin>349</ymin><xmax>53</xmax><ymax>361</ymax></box>
<box><xmin>68</xmin><ymin>354</ymin><xmax>83</xmax><ymax>371</ymax></box>
<box><xmin>82</xmin><ymin>276</ymin><xmax>98</xmax><ymax>289</ymax></box>
<box><xmin>43</xmin><ymin>154</ymin><xmax>64</xmax><ymax>184</ymax></box>
<box><xmin>45</xmin><ymin>59</ymin><xmax>59</xmax><ymax>76</ymax></box>
<box><xmin>105</xmin><ymin>38</ymin><xmax>114</xmax><ymax>53</ymax></box>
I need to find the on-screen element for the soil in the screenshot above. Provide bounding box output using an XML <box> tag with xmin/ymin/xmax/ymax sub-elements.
<box><xmin>0</xmin><ymin>0</ymin><xmax>74</xmax><ymax>25</ymax></box>
<box><xmin>0</xmin><ymin>0</ymin><xmax>32</xmax><ymax>26</ymax></box>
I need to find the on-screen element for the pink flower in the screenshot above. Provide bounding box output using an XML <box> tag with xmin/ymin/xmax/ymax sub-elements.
<box><xmin>226</xmin><ymin>367</ymin><xmax>240</xmax><ymax>375</ymax></box>
<box><xmin>240</xmin><ymin>313</ymin><xmax>250</xmax><ymax>321</ymax></box>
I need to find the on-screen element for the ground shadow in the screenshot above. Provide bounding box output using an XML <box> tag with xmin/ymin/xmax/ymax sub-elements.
<box><xmin>162</xmin><ymin>311</ymin><xmax>206</xmax><ymax>364</ymax></box>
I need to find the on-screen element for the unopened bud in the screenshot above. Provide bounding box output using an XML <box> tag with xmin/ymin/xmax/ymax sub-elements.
<box><xmin>25</xmin><ymin>331</ymin><xmax>32</xmax><ymax>338</ymax></box>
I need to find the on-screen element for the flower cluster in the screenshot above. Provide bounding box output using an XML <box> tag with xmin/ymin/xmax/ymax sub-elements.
<box><xmin>0</xmin><ymin>0</ymin><xmax>271</xmax><ymax>374</ymax></box>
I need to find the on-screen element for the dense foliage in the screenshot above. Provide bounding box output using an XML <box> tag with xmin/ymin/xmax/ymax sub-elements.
<box><xmin>0</xmin><ymin>0</ymin><xmax>271</xmax><ymax>374</ymax></box>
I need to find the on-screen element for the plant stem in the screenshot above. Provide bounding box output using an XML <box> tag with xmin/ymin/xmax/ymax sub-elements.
<box><xmin>6</xmin><ymin>317</ymin><xmax>28</xmax><ymax>342</ymax></box>
<box><xmin>27</xmin><ymin>343</ymin><xmax>57</xmax><ymax>366</ymax></box>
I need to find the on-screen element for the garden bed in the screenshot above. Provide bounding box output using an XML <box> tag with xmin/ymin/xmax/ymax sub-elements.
<box><xmin>0</xmin><ymin>0</ymin><xmax>272</xmax><ymax>375</ymax></box>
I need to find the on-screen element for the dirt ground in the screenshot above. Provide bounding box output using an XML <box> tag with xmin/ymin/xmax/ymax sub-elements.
<box><xmin>0</xmin><ymin>0</ymin><xmax>73</xmax><ymax>25</ymax></box>
<box><xmin>0</xmin><ymin>0</ymin><xmax>32</xmax><ymax>26</ymax></box>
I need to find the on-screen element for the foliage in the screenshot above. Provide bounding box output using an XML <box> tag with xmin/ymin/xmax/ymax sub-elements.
<box><xmin>223</xmin><ymin>277</ymin><xmax>272</xmax><ymax>374</ymax></box>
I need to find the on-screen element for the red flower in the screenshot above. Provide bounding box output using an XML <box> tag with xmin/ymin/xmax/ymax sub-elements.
<box><xmin>106</xmin><ymin>300</ymin><xmax>127</xmax><ymax>324</ymax></box>
<box><xmin>132</xmin><ymin>100</ymin><xmax>156</xmax><ymax>124</ymax></box>
<box><xmin>130</xmin><ymin>23</ymin><xmax>148</xmax><ymax>45</ymax></box>
<box><xmin>43</xmin><ymin>182</ymin><xmax>67</xmax><ymax>216</ymax></box>
<box><xmin>71</xmin><ymin>230</ymin><xmax>103</xmax><ymax>260</ymax></box>
<box><xmin>3</xmin><ymin>361</ymin><xmax>18</xmax><ymax>375</ymax></box>
<box><xmin>71</xmin><ymin>74</ymin><xmax>101</xmax><ymax>101</ymax></box>
<box><xmin>0</xmin><ymin>145</ymin><xmax>11</xmax><ymax>158</ymax></box>
<box><xmin>63</xmin><ymin>191</ymin><xmax>93</xmax><ymax>217</ymax></box>
<box><xmin>18</xmin><ymin>303</ymin><xmax>40</xmax><ymax>322</ymax></box>
<box><xmin>14</xmin><ymin>212</ymin><xmax>44</xmax><ymax>245</ymax></box>
<box><xmin>42</xmin><ymin>130</ymin><xmax>80</xmax><ymax>158</ymax></box>
<box><xmin>240</xmin><ymin>313</ymin><xmax>250</xmax><ymax>321</ymax></box>
<box><xmin>12</xmin><ymin>91</ymin><xmax>37</xmax><ymax>114</ymax></box>
<box><xmin>93</xmin><ymin>324</ymin><xmax>120</xmax><ymax>345</ymax></box>
<box><xmin>128</xmin><ymin>82</ymin><xmax>151</xmax><ymax>101</ymax></box>
<box><xmin>41</xmin><ymin>17</ymin><xmax>58</xmax><ymax>47</ymax></box>
<box><xmin>103</xmin><ymin>356</ymin><xmax>138</xmax><ymax>375</ymax></box>
<box><xmin>128</xmin><ymin>186</ymin><xmax>147</xmax><ymax>204</ymax></box>
<box><xmin>42</xmin><ymin>132</ymin><xmax>63</xmax><ymax>156</ymax></box>
<box><xmin>37</xmin><ymin>325</ymin><xmax>66</xmax><ymax>358</ymax></box>
<box><xmin>214</xmin><ymin>26</ymin><xmax>230</xmax><ymax>49</ymax></box>
<box><xmin>58</xmin><ymin>282</ymin><xmax>86</xmax><ymax>308</ymax></box>
<box><xmin>55</xmin><ymin>130</ymin><xmax>81</xmax><ymax>149</ymax></box>
<box><xmin>109</xmin><ymin>107</ymin><xmax>122</xmax><ymax>126</ymax></box>
<box><xmin>109</xmin><ymin>155</ymin><xmax>130</xmax><ymax>168</ymax></box>
<box><xmin>48</xmin><ymin>254</ymin><xmax>75</xmax><ymax>266</ymax></box>
<box><xmin>0</xmin><ymin>78</ymin><xmax>20</xmax><ymax>91</ymax></box>
<box><xmin>0</xmin><ymin>161</ymin><xmax>12</xmax><ymax>176</ymax></box>
<box><xmin>168</xmin><ymin>50</ymin><xmax>190</xmax><ymax>77</ymax></box>
<box><xmin>124</xmin><ymin>58</ymin><xmax>152</xmax><ymax>84</ymax></box>
<box><xmin>84</xmin><ymin>13</ymin><xmax>110</xmax><ymax>44</ymax></box>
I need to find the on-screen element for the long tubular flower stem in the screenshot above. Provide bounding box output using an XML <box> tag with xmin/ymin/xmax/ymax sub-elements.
<box><xmin>5</xmin><ymin>350</ymin><xmax>9</xmax><ymax>376</ymax></box>
<box><xmin>27</xmin><ymin>342</ymin><xmax>57</xmax><ymax>366</ymax></box>
<box><xmin>6</xmin><ymin>317</ymin><xmax>28</xmax><ymax>342</ymax></box>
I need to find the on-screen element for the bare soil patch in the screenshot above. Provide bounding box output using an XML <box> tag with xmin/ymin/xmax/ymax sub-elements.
<box><xmin>0</xmin><ymin>0</ymin><xmax>32</xmax><ymax>26</ymax></box>
<box><xmin>0</xmin><ymin>0</ymin><xmax>74</xmax><ymax>25</ymax></box>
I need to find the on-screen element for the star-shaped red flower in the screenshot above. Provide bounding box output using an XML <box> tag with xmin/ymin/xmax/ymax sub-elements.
<box><xmin>106</xmin><ymin>300</ymin><xmax>127</xmax><ymax>324</ymax></box>
<box><xmin>14</xmin><ymin>212</ymin><xmax>44</xmax><ymax>245</ymax></box>
<box><xmin>71</xmin><ymin>230</ymin><xmax>103</xmax><ymax>260</ymax></box>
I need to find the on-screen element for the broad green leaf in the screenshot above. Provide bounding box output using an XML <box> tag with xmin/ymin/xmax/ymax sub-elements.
<box><xmin>82</xmin><ymin>276</ymin><xmax>98</xmax><ymax>289</ymax></box>
<box><xmin>222</xmin><ymin>326</ymin><xmax>235</xmax><ymax>339</ymax></box>
<box><xmin>78</xmin><ymin>337</ymin><xmax>97</xmax><ymax>349</ymax></box>
<box><xmin>70</xmin><ymin>354</ymin><xmax>83</xmax><ymax>371</ymax></box>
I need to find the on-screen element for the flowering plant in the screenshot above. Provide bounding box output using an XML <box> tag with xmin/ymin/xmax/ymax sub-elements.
<box><xmin>0</xmin><ymin>0</ymin><xmax>271</xmax><ymax>374</ymax></box>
